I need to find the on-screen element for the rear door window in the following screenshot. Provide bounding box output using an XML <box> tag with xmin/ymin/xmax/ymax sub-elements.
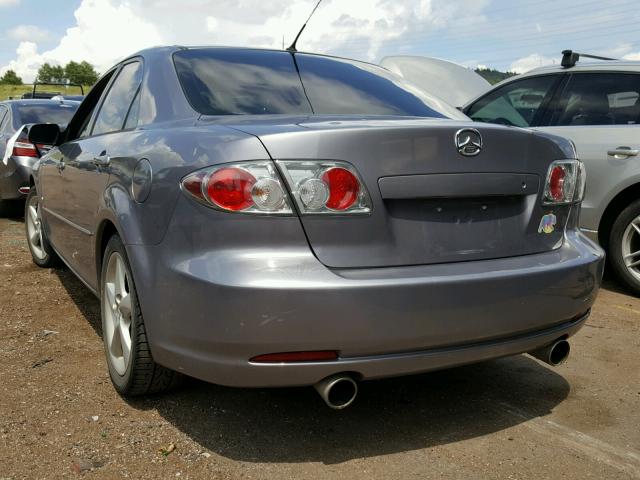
<box><xmin>92</xmin><ymin>61</ymin><xmax>143</xmax><ymax>136</ymax></box>
<box><xmin>466</xmin><ymin>75</ymin><xmax>559</xmax><ymax>127</ymax></box>
<box><xmin>549</xmin><ymin>73</ymin><xmax>640</xmax><ymax>126</ymax></box>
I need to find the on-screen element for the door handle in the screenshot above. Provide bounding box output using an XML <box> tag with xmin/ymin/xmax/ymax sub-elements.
<box><xmin>92</xmin><ymin>153</ymin><xmax>111</xmax><ymax>166</ymax></box>
<box><xmin>608</xmin><ymin>147</ymin><xmax>639</xmax><ymax>158</ymax></box>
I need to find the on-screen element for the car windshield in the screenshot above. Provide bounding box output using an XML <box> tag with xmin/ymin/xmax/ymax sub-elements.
<box><xmin>15</xmin><ymin>102</ymin><xmax>79</xmax><ymax>125</ymax></box>
<box><xmin>173</xmin><ymin>49</ymin><xmax>449</xmax><ymax>118</ymax></box>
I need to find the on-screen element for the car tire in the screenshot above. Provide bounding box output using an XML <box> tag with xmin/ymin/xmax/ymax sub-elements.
<box><xmin>101</xmin><ymin>234</ymin><xmax>182</xmax><ymax>396</ymax></box>
<box><xmin>609</xmin><ymin>199</ymin><xmax>640</xmax><ymax>296</ymax></box>
<box><xmin>24</xmin><ymin>188</ymin><xmax>59</xmax><ymax>268</ymax></box>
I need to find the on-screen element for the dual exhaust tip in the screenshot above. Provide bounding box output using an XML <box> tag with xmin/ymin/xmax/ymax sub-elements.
<box><xmin>313</xmin><ymin>339</ymin><xmax>570</xmax><ymax>410</ymax></box>
<box><xmin>528</xmin><ymin>338</ymin><xmax>571</xmax><ymax>366</ymax></box>
<box><xmin>314</xmin><ymin>373</ymin><xmax>358</xmax><ymax>410</ymax></box>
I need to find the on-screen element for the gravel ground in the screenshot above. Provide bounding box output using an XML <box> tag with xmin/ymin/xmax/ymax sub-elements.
<box><xmin>1</xmin><ymin>215</ymin><xmax>639</xmax><ymax>479</ymax></box>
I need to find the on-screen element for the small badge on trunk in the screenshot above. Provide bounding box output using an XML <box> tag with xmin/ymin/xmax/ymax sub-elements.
<box><xmin>455</xmin><ymin>128</ymin><xmax>482</xmax><ymax>156</ymax></box>
<box><xmin>538</xmin><ymin>213</ymin><xmax>557</xmax><ymax>234</ymax></box>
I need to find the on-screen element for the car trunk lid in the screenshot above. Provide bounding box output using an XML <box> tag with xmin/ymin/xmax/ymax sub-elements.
<box><xmin>202</xmin><ymin>115</ymin><xmax>571</xmax><ymax>269</ymax></box>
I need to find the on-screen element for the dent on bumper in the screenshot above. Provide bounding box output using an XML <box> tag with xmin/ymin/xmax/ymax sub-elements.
<box><xmin>128</xmin><ymin>230</ymin><xmax>604</xmax><ymax>387</ymax></box>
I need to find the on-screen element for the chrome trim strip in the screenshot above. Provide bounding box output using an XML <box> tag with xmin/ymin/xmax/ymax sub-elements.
<box><xmin>43</xmin><ymin>207</ymin><xmax>92</xmax><ymax>236</ymax></box>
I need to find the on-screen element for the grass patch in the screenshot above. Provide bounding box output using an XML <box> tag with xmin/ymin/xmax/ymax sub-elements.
<box><xmin>0</xmin><ymin>84</ymin><xmax>89</xmax><ymax>100</ymax></box>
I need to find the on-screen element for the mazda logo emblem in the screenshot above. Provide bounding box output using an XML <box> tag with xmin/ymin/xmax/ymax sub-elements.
<box><xmin>455</xmin><ymin>128</ymin><xmax>482</xmax><ymax>156</ymax></box>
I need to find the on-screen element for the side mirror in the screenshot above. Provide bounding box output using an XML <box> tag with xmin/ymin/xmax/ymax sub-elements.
<box><xmin>28</xmin><ymin>123</ymin><xmax>61</xmax><ymax>146</ymax></box>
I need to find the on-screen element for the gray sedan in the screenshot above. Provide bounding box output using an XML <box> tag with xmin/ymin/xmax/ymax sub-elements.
<box><xmin>25</xmin><ymin>46</ymin><xmax>604</xmax><ymax>409</ymax></box>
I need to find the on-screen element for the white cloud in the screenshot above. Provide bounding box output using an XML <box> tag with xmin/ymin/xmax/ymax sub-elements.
<box><xmin>0</xmin><ymin>0</ymin><xmax>489</xmax><ymax>82</ymax></box>
<box><xmin>509</xmin><ymin>53</ymin><xmax>556</xmax><ymax>74</ymax></box>
<box><xmin>7</xmin><ymin>24</ymin><xmax>53</xmax><ymax>43</ymax></box>
<box><xmin>623</xmin><ymin>52</ymin><xmax>640</xmax><ymax>61</ymax></box>
<box><xmin>0</xmin><ymin>0</ymin><xmax>19</xmax><ymax>6</ymax></box>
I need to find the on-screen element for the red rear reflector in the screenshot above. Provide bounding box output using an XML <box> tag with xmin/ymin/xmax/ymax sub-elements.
<box><xmin>549</xmin><ymin>165</ymin><xmax>566</xmax><ymax>201</ymax></box>
<box><xmin>207</xmin><ymin>167</ymin><xmax>256</xmax><ymax>211</ymax></box>
<box><xmin>12</xmin><ymin>141</ymin><xmax>38</xmax><ymax>158</ymax></box>
<box><xmin>250</xmin><ymin>351</ymin><xmax>339</xmax><ymax>363</ymax></box>
<box><xmin>321</xmin><ymin>167</ymin><xmax>360</xmax><ymax>210</ymax></box>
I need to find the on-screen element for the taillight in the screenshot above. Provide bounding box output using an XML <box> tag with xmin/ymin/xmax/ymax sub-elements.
<box><xmin>181</xmin><ymin>160</ymin><xmax>371</xmax><ymax>215</ymax></box>
<box><xmin>277</xmin><ymin>160</ymin><xmax>372</xmax><ymax>214</ymax></box>
<box><xmin>543</xmin><ymin>159</ymin><xmax>585</xmax><ymax>204</ymax></box>
<box><xmin>12</xmin><ymin>141</ymin><xmax>38</xmax><ymax>158</ymax></box>
<box><xmin>181</xmin><ymin>161</ymin><xmax>292</xmax><ymax>214</ymax></box>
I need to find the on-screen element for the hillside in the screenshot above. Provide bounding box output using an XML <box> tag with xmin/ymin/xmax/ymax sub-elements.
<box><xmin>475</xmin><ymin>68</ymin><xmax>517</xmax><ymax>85</ymax></box>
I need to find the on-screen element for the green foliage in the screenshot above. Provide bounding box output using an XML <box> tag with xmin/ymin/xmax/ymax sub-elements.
<box><xmin>64</xmin><ymin>61</ymin><xmax>99</xmax><ymax>85</ymax></box>
<box><xmin>37</xmin><ymin>63</ymin><xmax>65</xmax><ymax>83</ymax></box>
<box><xmin>0</xmin><ymin>70</ymin><xmax>23</xmax><ymax>85</ymax></box>
<box><xmin>475</xmin><ymin>68</ymin><xmax>517</xmax><ymax>85</ymax></box>
<box><xmin>36</xmin><ymin>61</ymin><xmax>99</xmax><ymax>86</ymax></box>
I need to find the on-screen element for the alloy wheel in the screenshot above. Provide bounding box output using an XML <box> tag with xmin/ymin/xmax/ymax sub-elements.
<box><xmin>622</xmin><ymin>215</ymin><xmax>640</xmax><ymax>282</ymax></box>
<box><xmin>103</xmin><ymin>252</ymin><xmax>133</xmax><ymax>376</ymax></box>
<box><xmin>26</xmin><ymin>195</ymin><xmax>45</xmax><ymax>260</ymax></box>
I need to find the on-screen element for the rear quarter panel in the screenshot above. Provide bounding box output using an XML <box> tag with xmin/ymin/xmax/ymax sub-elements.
<box><xmin>88</xmin><ymin>123</ymin><xmax>271</xmax><ymax>290</ymax></box>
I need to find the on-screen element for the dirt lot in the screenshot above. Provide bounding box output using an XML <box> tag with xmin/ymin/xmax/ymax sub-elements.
<box><xmin>1</xmin><ymin>215</ymin><xmax>639</xmax><ymax>480</ymax></box>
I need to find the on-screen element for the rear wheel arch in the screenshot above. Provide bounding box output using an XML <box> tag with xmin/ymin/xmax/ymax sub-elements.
<box><xmin>95</xmin><ymin>219</ymin><xmax>119</xmax><ymax>281</ymax></box>
<box><xmin>598</xmin><ymin>183</ymin><xmax>640</xmax><ymax>249</ymax></box>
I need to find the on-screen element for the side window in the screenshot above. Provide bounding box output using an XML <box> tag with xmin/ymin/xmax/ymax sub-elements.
<box><xmin>0</xmin><ymin>106</ymin><xmax>8</xmax><ymax>131</ymax></box>
<box><xmin>466</xmin><ymin>75</ymin><xmax>559</xmax><ymax>127</ymax></box>
<box><xmin>123</xmin><ymin>87</ymin><xmax>141</xmax><ymax>130</ymax></box>
<box><xmin>92</xmin><ymin>61</ymin><xmax>143</xmax><ymax>136</ymax></box>
<box><xmin>550</xmin><ymin>73</ymin><xmax>640</xmax><ymax>126</ymax></box>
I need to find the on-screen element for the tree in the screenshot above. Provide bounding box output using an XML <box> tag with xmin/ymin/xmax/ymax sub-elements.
<box><xmin>36</xmin><ymin>63</ymin><xmax>65</xmax><ymax>83</ymax></box>
<box><xmin>64</xmin><ymin>61</ymin><xmax>99</xmax><ymax>86</ymax></box>
<box><xmin>0</xmin><ymin>69</ymin><xmax>23</xmax><ymax>85</ymax></box>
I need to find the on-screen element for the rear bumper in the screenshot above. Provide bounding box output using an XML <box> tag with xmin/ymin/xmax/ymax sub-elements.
<box><xmin>129</xmin><ymin>230</ymin><xmax>604</xmax><ymax>387</ymax></box>
<box><xmin>0</xmin><ymin>156</ymin><xmax>34</xmax><ymax>200</ymax></box>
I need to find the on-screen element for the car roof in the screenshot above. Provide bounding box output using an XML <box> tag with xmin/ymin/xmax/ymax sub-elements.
<box><xmin>489</xmin><ymin>60</ymin><xmax>640</xmax><ymax>91</ymax></box>
<box><xmin>125</xmin><ymin>45</ymin><xmax>384</xmax><ymax>70</ymax></box>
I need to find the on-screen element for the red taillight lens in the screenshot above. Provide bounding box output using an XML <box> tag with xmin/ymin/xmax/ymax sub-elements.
<box><xmin>543</xmin><ymin>160</ymin><xmax>584</xmax><ymax>204</ymax></box>
<box><xmin>549</xmin><ymin>165</ymin><xmax>566</xmax><ymax>201</ymax></box>
<box><xmin>181</xmin><ymin>162</ymin><xmax>293</xmax><ymax>214</ymax></box>
<box><xmin>322</xmin><ymin>167</ymin><xmax>360</xmax><ymax>211</ymax></box>
<box><xmin>12</xmin><ymin>141</ymin><xmax>38</xmax><ymax>158</ymax></box>
<box><xmin>206</xmin><ymin>167</ymin><xmax>256</xmax><ymax>211</ymax></box>
<box><xmin>250</xmin><ymin>351</ymin><xmax>339</xmax><ymax>363</ymax></box>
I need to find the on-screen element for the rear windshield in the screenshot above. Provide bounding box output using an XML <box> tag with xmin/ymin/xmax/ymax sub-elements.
<box><xmin>173</xmin><ymin>49</ymin><xmax>447</xmax><ymax>118</ymax></box>
<box><xmin>15</xmin><ymin>103</ymin><xmax>78</xmax><ymax>125</ymax></box>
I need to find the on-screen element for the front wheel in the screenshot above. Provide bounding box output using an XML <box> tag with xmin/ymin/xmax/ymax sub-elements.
<box><xmin>101</xmin><ymin>234</ymin><xmax>182</xmax><ymax>396</ymax></box>
<box><xmin>609</xmin><ymin>199</ymin><xmax>640</xmax><ymax>296</ymax></box>
<box><xmin>24</xmin><ymin>189</ymin><xmax>59</xmax><ymax>267</ymax></box>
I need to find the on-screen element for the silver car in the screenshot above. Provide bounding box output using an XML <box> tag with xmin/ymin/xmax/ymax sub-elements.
<box><xmin>25</xmin><ymin>47</ymin><xmax>603</xmax><ymax>409</ymax></box>
<box><xmin>0</xmin><ymin>99</ymin><xmax>78</xmax><ymax>215</ymax></box>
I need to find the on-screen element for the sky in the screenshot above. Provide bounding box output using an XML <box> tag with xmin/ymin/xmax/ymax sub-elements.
<box><xmin>0</xmin><ymin>0</ymin><xmax>639</xmax><ymax>82</ymax></box>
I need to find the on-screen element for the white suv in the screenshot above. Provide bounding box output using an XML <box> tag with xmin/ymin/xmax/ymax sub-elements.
<box><xmin>383</xmin><ymin>53</ymin><xmax>640</xmax><ymax>294</ymax></box>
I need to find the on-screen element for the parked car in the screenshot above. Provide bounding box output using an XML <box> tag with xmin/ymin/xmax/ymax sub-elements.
<box><xmin>383</xmin><ymin>52</ymin><xmax>640</xmax><ymax>294</ymax></box>
<box><xmin>26</xmin><ymin>46</ymin><xmax>603</xmax><ymax>408</ymax></box>
<box><xmin>0</xmin><ymin>99</ymin><xmax>79</xmax><ymax>215</ymax></box>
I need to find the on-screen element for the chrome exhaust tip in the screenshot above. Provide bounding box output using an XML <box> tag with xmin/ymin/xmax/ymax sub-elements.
<box><xmin>529</xmin><ymin>339</ymin><xmax>570</xmax><ymax>366</ymax></box>
<box><xmin>314</xmin><ymin>374</ymin><xmax>358</xmax><ymax>410</ymax></box>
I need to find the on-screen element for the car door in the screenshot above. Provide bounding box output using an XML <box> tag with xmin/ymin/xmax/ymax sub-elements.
<box><xmin>535</xmin><ymin>72</ymin><xmax>640</xmax><ymax>236</ymax></box>
<box><xmin>57</xmin><ymin>60</ymin><xmax>143</xmax><ymax>282</ymax></box>
<box><xmin>465</xmin><ymin>74</ymin><xmax>564</xmax><ymax>128</ymax></box>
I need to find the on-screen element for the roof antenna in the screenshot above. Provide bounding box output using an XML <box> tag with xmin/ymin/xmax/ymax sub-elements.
<box><xmin>286</xmin><ymin>0</ymin><xmax>323</xmax><ymax>52</ymax></box>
